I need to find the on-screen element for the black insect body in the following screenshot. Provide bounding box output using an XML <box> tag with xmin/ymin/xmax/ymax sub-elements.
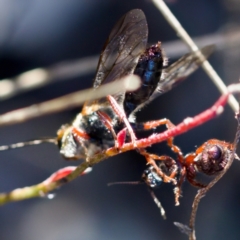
<box><xmin>124</xmin><ymin>42</ymin><xmax>165</xmax><ymax>116</ymax></box>
<box><xmin>57</xmin><ymin>9</ymin><xmax>214</xmax><ymax>160</ymax></box>
<box><xmin>57</xmin><ymin>9</ymin><xmax>148</xmax><ymax>159</ymax></box>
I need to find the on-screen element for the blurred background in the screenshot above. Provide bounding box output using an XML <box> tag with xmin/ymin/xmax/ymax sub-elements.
<box><xmin>0</xmin><ymin>0</ymin><xmax>240</xmax><ymax>239</ymax></box>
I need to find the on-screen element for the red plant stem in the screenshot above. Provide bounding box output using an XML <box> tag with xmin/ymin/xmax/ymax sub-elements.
<box><xmin>108</xmin><ymin>92</ymin><xmax>229</xmax><ymax>154</ymax></box>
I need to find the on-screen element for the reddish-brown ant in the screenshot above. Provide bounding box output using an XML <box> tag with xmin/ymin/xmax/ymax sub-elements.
<box><xmin>164</xmin><ymin>136</ymin><xmax>238</xmax><ymax>205</ymax></box>
<box><xmin>109</xmin><ymin>116</ymin><xmax>239</xmax><ymax>217</ymax></box>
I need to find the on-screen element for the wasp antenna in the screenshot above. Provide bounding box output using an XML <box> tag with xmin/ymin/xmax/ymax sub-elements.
<box><xmin>234</xmin><ymin>153</ymin><xmax>240</xmax><ymax>161</ymax></box>
<box><xmin>0</xmin><ymin>138</ymin><xmax>57</xmax><ymax>151</ymax></box>
<box><xmin>107</xmin><ymin>181</ymin><xmax>143</xmax><ymax>187</ymax></box>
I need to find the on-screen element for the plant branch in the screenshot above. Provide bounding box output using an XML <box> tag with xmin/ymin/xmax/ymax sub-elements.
<box><xmin>0</xmin><ymin>75</ymin><xmax>140</xmax><ymax>127</ymax></box>
<box><xmin>0</xmin><ymin>83</ymin><xmax>239</xmax><ymax>206</ymax></box>
<box><xmin>1</xmin><ymin>29</ymin><xmax>240</xmax><ymax>101</ymax></box>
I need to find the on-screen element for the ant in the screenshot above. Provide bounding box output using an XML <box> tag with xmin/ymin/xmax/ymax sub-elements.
<box><xmin>110</xmin><ymin>137</ymin><xmax>237</xmax><ymax>218</ymax></box>
<box><xmin>109</xmin><ymin>117</ymin><xmax>239</xmax><ymax>218</ymax></box>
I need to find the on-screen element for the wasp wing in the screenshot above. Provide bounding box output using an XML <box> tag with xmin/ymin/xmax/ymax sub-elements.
<box><xmin>93</xmin><ymin>9</ymin><xmax>148</xmax><ymax>89</ymax></box>
<box><xmin>150</xmin><ymin>45</ymin><xmax>214</xmax><ymax>102</ymax></box>
<box><xmin>159</xmin><ymin>45</ymin><xmax>214</xmax><ymax>92</ymax></box>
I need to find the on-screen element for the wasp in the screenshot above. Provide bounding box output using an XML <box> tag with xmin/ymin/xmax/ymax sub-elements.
<box><xmin>56</xmin><ymin>9</ymin><xmax>214</xmax><ymax>162</ymax></box>
<box><xmin>0</xmin><ymin>9</ymin><xmax>214</xmax><ymax>185</ymax></box>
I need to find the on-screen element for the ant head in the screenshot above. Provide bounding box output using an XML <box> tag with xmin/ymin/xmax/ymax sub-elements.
<box><xmin>194</xmin><ymin>139</ymin><xmax>234</xmax><ymax>176</ymax></box>
<box><xmin>142</xmin><ymin>165</ymin><xmax>163</xmax><ymax>188</ymax></box>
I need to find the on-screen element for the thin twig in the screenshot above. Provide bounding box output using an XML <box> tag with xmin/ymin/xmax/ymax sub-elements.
<box><xmin>1</xmin><ymin>29</ymin><xmax>240</xmax><ymax>100</ymax></box>
<box><xmin>152</xmin><ymin>0</ymin><xmax>239</xmax><ymax>112</ymax></box>
<box><xmin>0</xmin><ymin>75</ymin><xmax>140</xmax><ymax>127</ymax></box>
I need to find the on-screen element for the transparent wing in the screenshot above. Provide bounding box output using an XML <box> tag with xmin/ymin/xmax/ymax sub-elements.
<box><xmin>93</xmin><ymin>9</ymin><xmax>148</xmax><ymax>89</ymax></box>
<box><xmin>150</xmin><ymin>45</ymin><xmax>215</xmax><ymax>101</ymax></box>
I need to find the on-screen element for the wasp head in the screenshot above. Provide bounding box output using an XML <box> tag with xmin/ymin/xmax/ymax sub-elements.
<box><xmin>57</xmin><ymin>125</ymin><xmax>87</xmax><ymax>160</ymax></box>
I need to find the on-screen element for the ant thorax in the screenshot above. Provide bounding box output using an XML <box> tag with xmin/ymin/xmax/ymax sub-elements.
<box><xmin>57</xmin><ymin>103</ymin><xmax>125</xmax><ymax>160</ymax></box>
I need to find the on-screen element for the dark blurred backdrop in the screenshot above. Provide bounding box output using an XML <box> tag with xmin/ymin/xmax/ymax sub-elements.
<box><xmin>0</xmin><ymin>0</ymin><xmax>240</xmax><ymax>240</ymax></box>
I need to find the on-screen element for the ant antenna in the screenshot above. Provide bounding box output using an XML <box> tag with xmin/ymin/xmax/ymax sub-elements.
<box><xmin>107</xmin><ymin>181</ymin><xmax>143</xmax><ymax>186</ymax></box>
<box><xmin>0</xmin><ymin>138</ymin><xmax>57</xmax><ymax>151</ymax></box>
<box><xmin>108</xmin><ymin>180</ymin><xmax>166</xmax><ymax>219</ymax></box>
<box><xmin>147</xmin><ymin>187</ymin><xmax>166</xmax><ymax>219</ymax></box>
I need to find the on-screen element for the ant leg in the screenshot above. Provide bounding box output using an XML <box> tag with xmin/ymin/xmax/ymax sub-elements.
<box><xmin>142</xmin><ymin>119</ymin><xmax>186</xmax><ymax>162</ymax></box>
<box><xmin>135</xmin><ymin>119</ymin><xmax>180</xmax><ymax>184</ymax></box>
<box><xmin>134</xmin><ymin>118</ymin><xmax>184</xmax><ymax>160</ymax></box>
<box><xmin>142</xmin><ymin>152</ymin><xmax>181</xmax><ymax>205</ymax></box>
<box><xmin>154</xmin><ymin>155</ymin><xmax>179</xmax><ymax>179</ymax></box>
<box><xmin>167</xmin><ymin>138</ymin><xmax>185</xmax><ymax>164</ymax></box>
<box><xmin>154</xmin><ymin>136</ymin><xmax>184</xmax><ymax>201</ymax></box>
<box><xmin>133</xmin><ymin>91</ymin><xmax>231</xmax><ymax>148</ymax></box>
<box><xmin>187</xmin><ymin>174</ymin><xmax>207</xmax><ymax>188</ymax></box>
<box><xmin>140</xmin><ymin>150</ymin><xmax>177</xmax><ymax>184</ymax></box>
<box><xmin>107</xmin><ymin>95</ymin><xmax>137</xmax><ymax>147</ymax></box>
<box><xmin>185</xmin><ymin>161</ymin><xmax>207</xmax><ymax>188</ymax></box>
<box><xmin>188</xmin><ymin>178</ymin><xmax>207</xmax><ymax>188</ymax></box>
<box><xmin>140</xmin><ymin>118</ymin><xmax>186</xmax><ymax>204</ymax></box>
<box><xmin>154</xmin><ymin>154</ymin><xmax>182</xmax><ymax>206</ymax></box>
<box><xmin>135</xmin><ymin>118</ymin><xmax>175</xmax><ymax>131</ymax></box>
<box><xmin>173</xmin><ymin>167</ymin><xmax>186</xmax><ymax>206</ymax></box>
<box><xmin>137</xmin><ymin>118</ymin><xmax>185</xmax><ymax>164</ymax></box>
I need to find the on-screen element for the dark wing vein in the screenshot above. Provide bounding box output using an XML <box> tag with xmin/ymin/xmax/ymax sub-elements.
<box><xmin>148</xmin><ymin>45</ymin><xmax>215</xmax><ymax>103</ymax></box>
<box><xmin>93</xmin><ymin>9</ymin><xmax>148</xmax><ymax>89</ymax></box>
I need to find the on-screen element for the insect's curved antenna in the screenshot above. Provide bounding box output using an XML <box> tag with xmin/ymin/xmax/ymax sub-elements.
<box><xmin>0</xmin><ymin>138</ymin><xmax>57</xmax><ymax>151</ymax></box>
<box><xmin>108</xmin><ymin>179</ymin><xmax>166</xmax><ymax>219</ymax></box>
<box><xmin>107</xmin><ymin>181</ymin><xmax>143</xmax><ymax>186</ymax></box>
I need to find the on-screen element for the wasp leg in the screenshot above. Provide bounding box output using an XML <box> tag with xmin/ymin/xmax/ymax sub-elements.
<box><xmin>96</xmin><ymin>110</ymin><xmax>127</xmax><ymax>149</ymax></box>
<box><xmin>107</xmin><ymin>95</ymin><xmax>137</xmax><ymax>147</ymax></box>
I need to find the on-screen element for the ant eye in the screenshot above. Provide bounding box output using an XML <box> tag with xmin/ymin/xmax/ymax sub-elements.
<box><xmin>208</xmin><ymin>145</ymin><xmax>222</xmax><ymax>160</ymax></box>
